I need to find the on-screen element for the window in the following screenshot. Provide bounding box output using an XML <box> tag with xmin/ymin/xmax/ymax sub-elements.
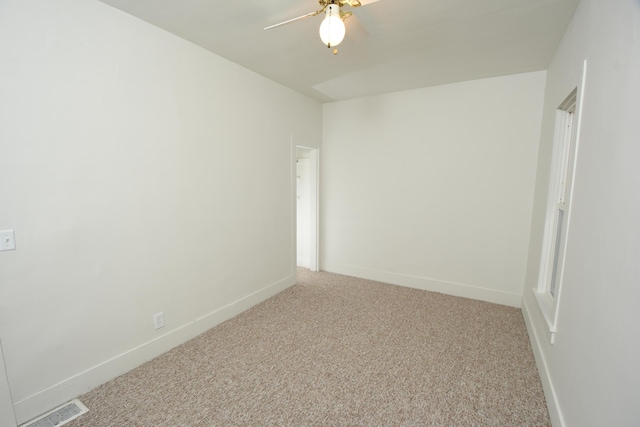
<box><xmin>535</xmin><ymin>74</ymin><xmax>585</xmax><ymax>344</ymax></box>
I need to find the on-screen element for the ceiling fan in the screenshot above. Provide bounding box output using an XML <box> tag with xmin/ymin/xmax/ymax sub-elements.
<box><xmin>264</xmin><ymin>0</ymin><xmax>382</xmax><ymax>51</ymax></box>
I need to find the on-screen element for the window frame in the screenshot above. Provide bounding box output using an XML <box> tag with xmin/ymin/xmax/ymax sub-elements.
<box><xmin>534</xmin><ymin>62</ymin><xmax>587</xmax><ymax>344</ymax></box>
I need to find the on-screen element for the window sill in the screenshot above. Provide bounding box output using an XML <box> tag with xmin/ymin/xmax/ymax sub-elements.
<box><xmin>533</xmin><ymin>288</ymin><xmax>557</xmax><ymax>344</ymax></box>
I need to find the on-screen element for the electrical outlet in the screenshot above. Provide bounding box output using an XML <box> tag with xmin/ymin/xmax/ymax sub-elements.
<box><xmin>153</xmin><ymin>312</ymin><xmax>165</xmax><ymax>330</ymax></box>
<box><xmin>0</xmin><ymin>230</ymin><xmax>16</xmax><ymax>251</ymax></box>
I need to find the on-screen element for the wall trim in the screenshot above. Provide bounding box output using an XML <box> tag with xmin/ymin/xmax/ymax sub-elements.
<box><xmin>323</xmin><ymin>262</ymin><xmax>522</xmax><ymax>307</ymax></box>
<box><xmin>12</xmin><ymin>274</ymin><xmax>296</xmax><ymax>425</ymax></box>
<box><xmin>521</xmin><ymin>294</ymin><xmax>565</xmax><ymax>427</ymax></box>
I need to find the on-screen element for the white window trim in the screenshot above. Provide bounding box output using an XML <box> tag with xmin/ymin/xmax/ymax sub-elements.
<box><xmin>534</xmin><ymin>60</ymin><xmax>587</xmax><ymax>344</ymax></box>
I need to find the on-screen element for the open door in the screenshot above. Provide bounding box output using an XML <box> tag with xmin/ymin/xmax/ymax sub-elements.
<box><xmin>296</xmin><ymin>146</ymin><xmax>319</xmax><ymax>272</ymax></box>
<box><xmin>0</xmin><ymin>340</ymin><xmax>17</xmax><ymax>427</ymax></box>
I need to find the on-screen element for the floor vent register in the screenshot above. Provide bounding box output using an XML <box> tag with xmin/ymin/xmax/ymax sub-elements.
<box><xmin>22</xmin><ymin>399</ymin><xmax>88</xmax><ymax>427</ymax></box>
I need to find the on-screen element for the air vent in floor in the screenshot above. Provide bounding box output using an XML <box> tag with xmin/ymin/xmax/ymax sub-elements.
<box><xmin>22</xmin><ymin>399</ymin><xmax>88</xmax><ymax>427</ymax></box>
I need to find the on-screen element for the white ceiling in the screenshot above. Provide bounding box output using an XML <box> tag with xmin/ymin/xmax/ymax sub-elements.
<box><xmin>97</xmin><ymin>0</ymin><xmax>580</xmax><ymax>103</ymax></box>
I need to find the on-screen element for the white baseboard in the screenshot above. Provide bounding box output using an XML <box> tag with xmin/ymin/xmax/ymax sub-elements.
<box><xmin>322</xmin><ymin>262</ymin><xmax>522</xmax><ymax>307</ymax></box>
<box><xmin>13</xmin><ymin>274</ymin><xmax>296</xmax><ymax>425</ymax></box>
<box><xmin>521</xmin><ymin>294</ymin><xmax>565</xmax><ymax>427</ymax></box>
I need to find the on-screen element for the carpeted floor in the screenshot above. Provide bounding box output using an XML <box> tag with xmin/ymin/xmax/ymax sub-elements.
<box><xmin>67</xmin><ymin>269</ymin><xmax>549</xmax><ymax>426</ymax></box>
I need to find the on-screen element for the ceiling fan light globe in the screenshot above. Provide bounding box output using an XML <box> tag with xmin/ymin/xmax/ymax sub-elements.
<box><xmin>319</xmin><ymin>16</ymin><xmax>345</xmax><ymax>47</ymax></box>
<box><xmin>319</xmin><ymin>5</ymin><xmax>345</xmax><ymax>47</ymax></box>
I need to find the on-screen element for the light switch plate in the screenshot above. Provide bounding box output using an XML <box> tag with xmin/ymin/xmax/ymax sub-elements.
<box><xmin>0</xmin><ymin>230</ymin><xmax>15</xmax><ymax>251</ymax></box>
<box><xmin>154</xmin><ymin>312</ymin><xmax>165</xmax><ymax>330</ymax></box>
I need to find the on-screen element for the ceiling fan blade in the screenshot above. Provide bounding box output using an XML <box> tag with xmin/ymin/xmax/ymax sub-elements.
<box><xmin>345</xmin><ymin>13</ymin><xmax>369</xmax><ymax>44</ymax></box>
<box><xmin>339</xmin><ymin>0</ymin><xmax>382</xmax><ymax>7</ymax></box>
<box><xmin>264</xmin><ymin>8</ymin><xmax>325</xmax><ymax>30</ymax></box>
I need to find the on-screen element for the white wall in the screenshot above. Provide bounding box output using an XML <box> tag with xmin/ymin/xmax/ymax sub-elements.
<box><xmin>321</xmin><ymin>72</ymin><xmax>546</xmax><ymax>307</ymax></box>
<box><xmin>522</xmin><ymin>0</ymin><xmax>640</xmax><ymax>426</ymax></box>
<box><xmin>0</xmin><ymin>0</ymin><xmax>321</xmax><ymax>423</ymax></box>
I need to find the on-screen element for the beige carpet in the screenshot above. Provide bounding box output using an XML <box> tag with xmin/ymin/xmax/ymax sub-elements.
<box><xmin>68</xmin><ymin>269</ymin><xmax>549</xmax><ymax>426</ymax></box>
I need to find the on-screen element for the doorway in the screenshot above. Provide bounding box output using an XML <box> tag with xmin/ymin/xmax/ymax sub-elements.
<box><xmin>296</xmin><ymin>146</ymin><xmax>319</xmax><ymax>271</ymax></box>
